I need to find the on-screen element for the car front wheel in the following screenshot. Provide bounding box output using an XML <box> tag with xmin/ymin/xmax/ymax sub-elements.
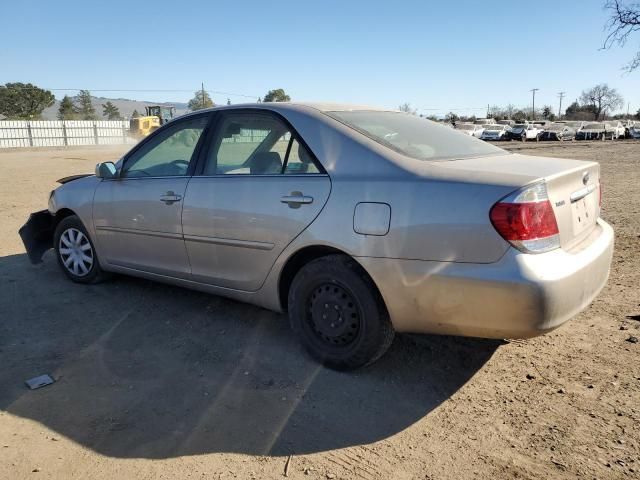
<box><xmin>54</xmin><ymin>215</ymin><xmax>108</xmax><ymax>284</ymax></box>
<box><xmin>288</xmin><ymin>254</ymin><xmax>394</xmax><ymax>370</ymax></box>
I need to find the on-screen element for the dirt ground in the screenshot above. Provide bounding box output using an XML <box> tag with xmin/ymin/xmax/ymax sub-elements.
<box><xmin>0</xmin><ymin>141</ymin><xmax>639</xmax><ymax>480</ymax></box>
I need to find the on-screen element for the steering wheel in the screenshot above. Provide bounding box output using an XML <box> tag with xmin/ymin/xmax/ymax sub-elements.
<box><xmin>171</xmin><ymin>159</ymin><xmax>190</xmax><ymax>168</ymax></box>
<box><xmin>169</xmin><ymin>159</ymin><xmax>190</xmax><ymax>173</ymax></box>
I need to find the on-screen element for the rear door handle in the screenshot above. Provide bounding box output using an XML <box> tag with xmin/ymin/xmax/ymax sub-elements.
<box><xmin>160</xmin><ymin>191</ymin><xmax>182</xmax><ymax>205</ymax></box>
<box><xmin>280</xmin><ymin>192</ymin><xmax>313</xmax><ymax>208</ymax></box>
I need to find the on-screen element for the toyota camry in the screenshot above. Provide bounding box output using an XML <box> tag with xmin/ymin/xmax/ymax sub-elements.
<box><xmin>19</xmin><ymin>103</ymin><xmax>614</xmax><ymax>369</ymax></box>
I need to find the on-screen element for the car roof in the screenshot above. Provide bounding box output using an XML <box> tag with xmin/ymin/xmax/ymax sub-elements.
<box><xmin>189</xmin><ymin>102</ymin><xmax>397</xmax><ymax>114</ymax></box>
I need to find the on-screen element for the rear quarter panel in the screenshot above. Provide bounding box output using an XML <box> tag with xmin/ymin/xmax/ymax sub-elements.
<box><xmin>304</xmin><ymin>177</ymin><xmax>513</xmax><ymax>263</ymax></box>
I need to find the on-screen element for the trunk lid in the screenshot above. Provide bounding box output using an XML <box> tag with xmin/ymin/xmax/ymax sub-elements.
<box><xmin>545</xmin><ymin>162</ymin><xmax>600</xmax><ymax>250</ymax></box>
<box><xmin>434</xmin><ymin>153</ymin><xmax>601</xmax><ymax>250</ymax></box>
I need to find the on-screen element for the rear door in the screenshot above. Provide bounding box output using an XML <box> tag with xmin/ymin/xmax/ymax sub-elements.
<box><xmin>93</xmin><ymin>113</ymin><xmax>210</xmax><ymax>277</ymax></box>
<box><xmin>182</xmin><ymin>110</ymin><xmax>331</xmax><ymax>291</ymax></box>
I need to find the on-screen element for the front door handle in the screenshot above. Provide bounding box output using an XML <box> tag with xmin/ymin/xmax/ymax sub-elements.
<box><xmin>160</xmin><ymin>191</ymin><xmax>182</xmax><ymax>205</ymax></box>
<box><xmin>280</xmin><ymin>192</ymin><xmax>313</xmax><ymax>209</ymax></box>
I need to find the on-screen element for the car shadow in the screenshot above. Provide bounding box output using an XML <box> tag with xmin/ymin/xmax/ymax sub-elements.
<box><xmin>0</xmin><ymin>252</ymin><xmax>501</xmax><ymax>459</ymax></box>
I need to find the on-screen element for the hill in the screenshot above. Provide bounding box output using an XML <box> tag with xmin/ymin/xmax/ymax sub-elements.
<box><xmin>41</xmin><ymin>96</ymin><xmax>190</xmax><ymax>120</ymax></box>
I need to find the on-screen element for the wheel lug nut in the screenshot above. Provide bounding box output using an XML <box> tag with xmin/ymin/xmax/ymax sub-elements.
<box><xmin>322</xmin><ymin>314</ymin><xmax>327</xmax><ymax>320</ymax></box>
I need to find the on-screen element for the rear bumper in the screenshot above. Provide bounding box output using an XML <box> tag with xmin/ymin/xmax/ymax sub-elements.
<box><xmin>357</xmin><ymin>219</ymin><xmax>614</xmax><ymax>339</ymax></box>
<box><xmin>19</xmin><ymin>210</ymin><xmax>54</xmax><ymax>264</ymax></box>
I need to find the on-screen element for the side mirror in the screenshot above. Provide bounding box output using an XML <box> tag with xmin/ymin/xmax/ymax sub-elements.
<box><xmin>95</xmin><ymin>162</ymin><xmax>118</xmax><ymax>179</ymax></box>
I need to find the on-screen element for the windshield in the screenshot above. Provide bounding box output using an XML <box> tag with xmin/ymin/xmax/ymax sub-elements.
<box><xmin>547</xmin><ymin>124</ymin><xmax>565</xmax><ymax>131</ymax></box>
<box><xmin>456</xmin><ymin>124</ymin><xmax>475</xmax><ymax>130</ymax></box>
<box><xmin>584</xmin><ymin>123</ymin><xmax>605</xmax><ymax>129</ymax></box>
<box><xmin>512</xmin><ymin>124</ymin><xmax>525</xmax><ymax>130</ymax></box>
<box><xmin>327</xmin><ymin>111</ymin><xmax>504</xmax><ymax>161</ymax></box>
<box><xmin>484</xmin><ymin>125</ymin><xmax>503</xmax><ymax>131</ymax></box>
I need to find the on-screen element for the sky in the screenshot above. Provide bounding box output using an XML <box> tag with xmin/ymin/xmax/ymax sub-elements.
<box><xmin>2</xmin><ymin>0</ymin><xmax>638</xmax><ymax>117</ymax></box>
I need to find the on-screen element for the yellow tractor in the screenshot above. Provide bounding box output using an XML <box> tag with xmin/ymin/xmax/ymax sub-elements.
<box><xmin>129</xmin><ymin>105</ymin><xmax>176</xmax><ymax>138</ymax></box>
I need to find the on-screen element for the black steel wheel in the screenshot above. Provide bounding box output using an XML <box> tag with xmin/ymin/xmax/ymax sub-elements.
<box><xmin>307</xmin><ymin>283</ymin><xmax>362</xmax><ymax>347</ymax></box>
<box><xmin>288</xmin><ymin>254</ymin><xmax>394</xmax><ymax>370</ymax></box>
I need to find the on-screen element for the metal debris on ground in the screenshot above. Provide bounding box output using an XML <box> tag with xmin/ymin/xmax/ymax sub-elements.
<box><xmin>284</xmin><ymin>454</ymin><xmax>292</xmax><ymax>477</ymax></box>
<box><xmin>25</xmin><ymin>374</ymin><xmax>55</xmax><ymax>390</ymax></box>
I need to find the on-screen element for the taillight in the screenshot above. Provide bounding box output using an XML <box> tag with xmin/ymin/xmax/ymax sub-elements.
<box><xmin>490</xmin><ymin>181</ymin><xmax>560</xmax><ymax>254</ymax></box>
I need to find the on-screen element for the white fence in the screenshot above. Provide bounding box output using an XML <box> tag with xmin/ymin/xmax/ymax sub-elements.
<box><xmin>0</xmin><ymin>120</ymin><xmax>137</xmax><ymax>148</ymax></box>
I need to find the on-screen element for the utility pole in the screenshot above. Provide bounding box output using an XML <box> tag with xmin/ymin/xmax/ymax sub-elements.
<box><xmin>530</xmin><ymin>88</ymin><xmax>539</xmax><ymax>120</ymax></box>
<box><xmin>201</xmin><ymin>82</ymin><xmax>206</xmax><ymax>109</ymax></box>
<box><xmin>557</xmin><ymin>92</ymin><xmax>565</xmax><ymax>120</ymax></box>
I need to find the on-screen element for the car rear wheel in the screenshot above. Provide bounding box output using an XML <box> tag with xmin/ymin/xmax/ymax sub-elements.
<box><xmin>54</xmin><ymin>215</ymin><xmax>108</xmax><ymax>284</ymax></box>
<box><xmin>288</xmin><ymin>254</ymin><xmax>394</xmax><ymax>370</ymax></box>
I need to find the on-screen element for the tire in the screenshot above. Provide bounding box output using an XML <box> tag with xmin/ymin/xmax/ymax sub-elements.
<box><xmin>521</xmin><ymin>134</ymin><xmax>526</xmax><ymax>142</ymax></box>
<box><xmin>54</xmin><ymin>215</ymin><xmax>108</xmax><ymax>284</ymax></box>
<box><xmin>287</xmin><ymin>254</ymin><xmax>394</xmax><ymax>370</ymax></box>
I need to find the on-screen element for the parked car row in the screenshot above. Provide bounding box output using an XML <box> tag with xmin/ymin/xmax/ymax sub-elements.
<box><xmin>454</xmin><ymin>119</ymin><xmax>638</xmax><ymax>142</ymax></box>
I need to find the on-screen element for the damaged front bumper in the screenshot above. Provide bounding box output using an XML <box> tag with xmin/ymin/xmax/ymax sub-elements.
<box><xmin>19</xmin><ymin>210</ymin><xmax>54</xmax><ymax>264</ymax></box>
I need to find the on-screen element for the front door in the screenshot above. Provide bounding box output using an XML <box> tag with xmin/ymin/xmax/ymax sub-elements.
<box><xmin>93</xmin><ymin>114</ymin><xmax>210</xmax><ymax>277</ymax></box>
<box><xmin>182</xmin><ymin>110</ymin><xmax>331</xmax><ymax>291</ymax></box>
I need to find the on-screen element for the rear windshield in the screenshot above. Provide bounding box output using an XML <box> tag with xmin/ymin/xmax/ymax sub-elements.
<box><xmin>584</xmin><ymin>123</ymin><xmax>605</xmax><ymax>129</ymax></box>
<box><xmin>327</xmin><ymin>111</ymin><xmax>504</xmax><ymax>161</ymax></box>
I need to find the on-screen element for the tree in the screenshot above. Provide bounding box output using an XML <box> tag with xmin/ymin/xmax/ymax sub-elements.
<box><xmin>636</xmin><ymin>108</ymin><xmax>640</xmax><ymax>120</ymax></box>
<box><xmin>0</xmin><ymin>82</ymin><xmax>55</xmax><ymax>119</ymax></box>
<box><xmin>75</xmin><ymin>90</ymin><xmax>97</xmax><ymax>120</ymax></box>
<box><xmin>188</xmin><ymin>89</ymin><xmax>214</xmax><ymax>111</ymax></box>
<box><xmin>579</xmin><ymin>84</ymin><xmax>624</xmax><ymax>120</ymax></box>
<box><xmin>102</xmin><ymin>101</ymin><xmax>121</xmax><ymax>120</ymax></box>
<box><xmin>398</xmin><ymin>103</ymin><xmax>417</xmax><ymax>114</ymax></box>
<box><xmin>445</xmin><ymin>112</ymin><xmax>459</xmax><ymax>123</ymax></box>
<box><xmin>542</xmin><ymin>105</ymin><xmax>555</xmax><ymax>121</ymax></box>
<box><xmin>131</xmin><ymin>109</ymin><xmax>141</xmax><ymax>118</ymax></box>
<box><xmin>513</xmin><ymin>110</ymin><xmax>528</xmax><ymax>122</ymax></box>
<box><xmin>262</xmin><ymin>89</ymin><xmax>290</xmax><ymax>102</ymax></box>
<box><xmin>604</xmin><ymin>0</ymin><xmax>640</xmax><ymax>72</ymax></box>
<box><xmin>57</xmin><ymin>95</ymin><xmax>77</xmax><ymax>120</ymax></box>
<box><xmin>564</xmin><ymin>101</ymin><xmax>597</xmax><ymax>120</ymax></box>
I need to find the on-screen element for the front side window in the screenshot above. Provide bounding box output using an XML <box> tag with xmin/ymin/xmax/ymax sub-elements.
<box><xmin>203</xmin><ymin>112</ymin><xmax>321</xmax><ymax>175</ymax></box>
<box><xmin>122</xmin><ymin>115</ymin><xmax>209</xmax><ymax>178</ymax></box>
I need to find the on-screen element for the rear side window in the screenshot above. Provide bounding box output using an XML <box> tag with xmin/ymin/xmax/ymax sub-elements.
<box><xmin>327</xmin><ymin>111</ymin><xmax>505</xmax><ymax>161</ymax></box>
<box><xmin>203</xmin><ymin>112</ymin><xmax>323</xmax><ymax>175</ymax></box>
<box><xmin>284</xmin><ymin>139</ymin><xmax>320</xmax><ymax>174</ymax></box>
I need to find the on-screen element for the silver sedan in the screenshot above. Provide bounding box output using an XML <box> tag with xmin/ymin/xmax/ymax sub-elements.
<box><xmin>19</xmin><ymin>103</ymin><xmax>614</xmax><ymax>369</ymax></box>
